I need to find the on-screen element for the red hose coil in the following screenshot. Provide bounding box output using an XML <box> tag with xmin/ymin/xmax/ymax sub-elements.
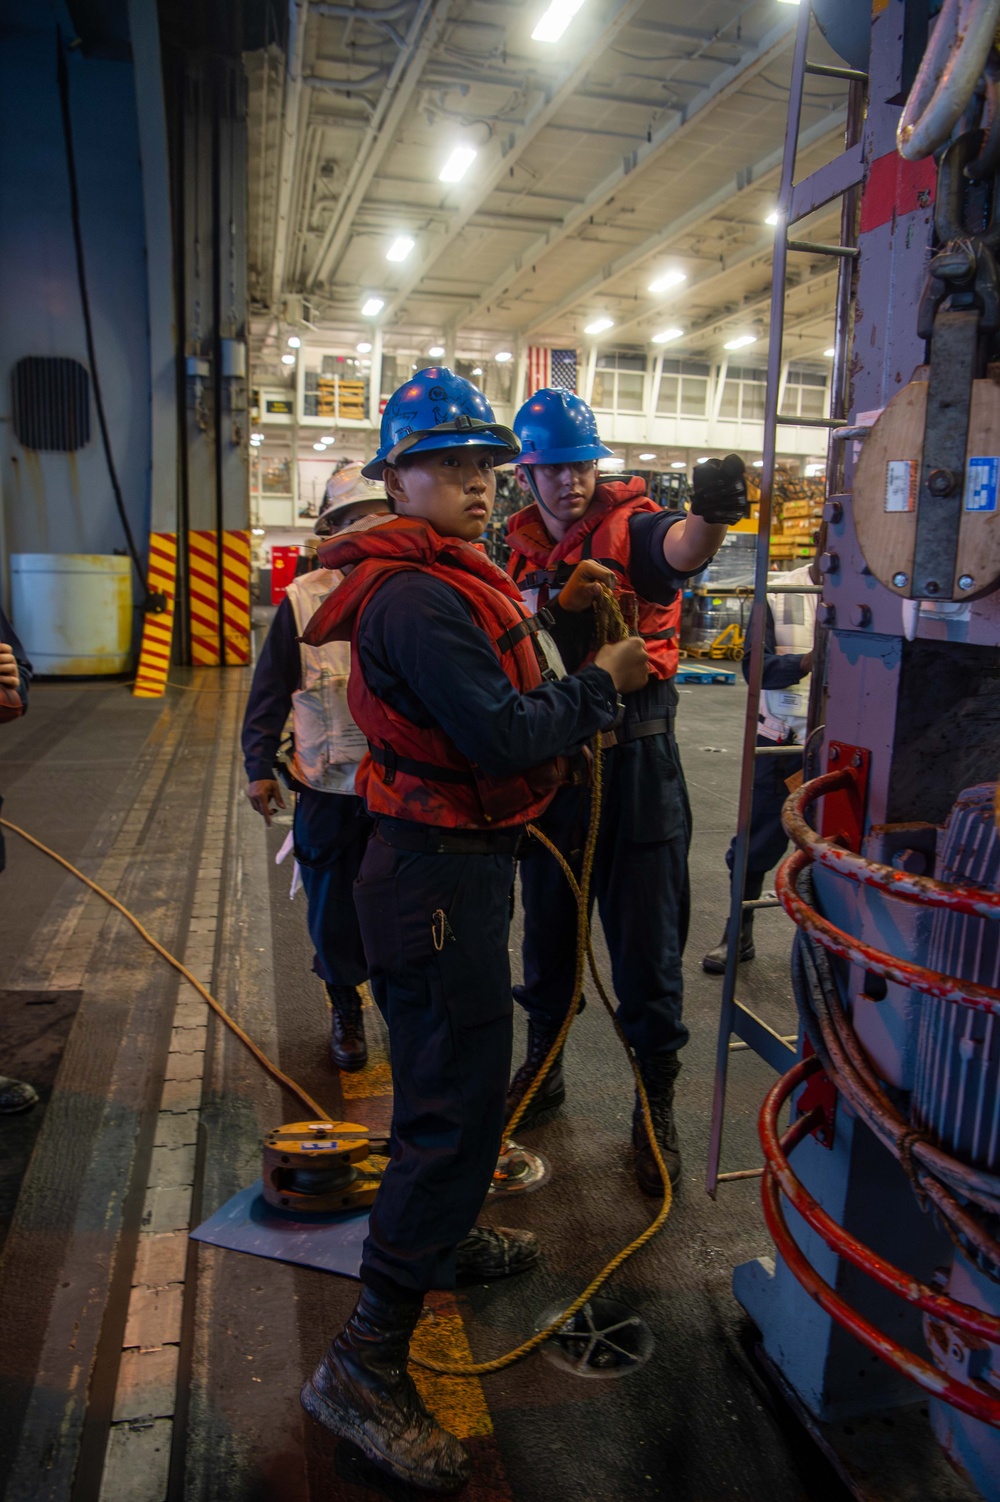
<box><xmin>764</xmin><ymin>769</ymin><xmax>1000</xmax><ymax>1425</ymax></box>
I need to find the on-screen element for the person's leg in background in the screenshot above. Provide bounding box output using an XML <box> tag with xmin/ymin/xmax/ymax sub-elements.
<box><xmin>508</xmin><ymin>783</ymin><xmax>590</xmax><ymax>1125</ymax></box>
<box><xmin>702</xmin><ymin>735</ymin><xmax>803</xmax><ymax>974</ymax></box>
<box><xmin>293</xmin><ymin>785</ymin><xmax>372</xmax><ymax>1068</ymax></box>
<box><xmin>594</xmin><ymin>736</ymin><xmax>691</xmax><ymax>1192</ymax></box>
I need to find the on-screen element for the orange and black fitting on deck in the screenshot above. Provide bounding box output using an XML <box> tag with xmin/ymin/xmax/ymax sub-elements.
<box><xmin>132</xmin><ymin>531</ymin><xmax>178</xmax><ymax>698</ymax></box>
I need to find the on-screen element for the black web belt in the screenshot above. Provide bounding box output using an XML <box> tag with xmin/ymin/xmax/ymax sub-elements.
<box><xmin>374</xmin><ymin>818</ymin><xmax>525</xmax><ymax>856</ymax></box>
<box><xmin>495</xmin><ymin>608</ymin><xmax>555</xmax><ymax>654</ymax></box>
<box><xmin>599</xmin><ymin>714</ymin><xmax>673</xmax><ymax>750</ymax></box>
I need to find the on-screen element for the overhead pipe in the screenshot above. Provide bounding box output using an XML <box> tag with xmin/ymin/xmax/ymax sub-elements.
<box><xmin>305</xmin><ymin>67</ymin><xmax>389</xmax><ymax>91</ymax></box>
<box><xmin>307</xmin><ymin>0</ymin><xmax>449</xmax><ymax>290</ymax></box>
<box><xmin>270</xmin><ymin>0</ymin><xmax>310</xmax><ymax>310</ymax></box>
<box><xmin>312</xmin><ymin>0</ymin><xmax>414</xmax><ymax>18</ymax></box>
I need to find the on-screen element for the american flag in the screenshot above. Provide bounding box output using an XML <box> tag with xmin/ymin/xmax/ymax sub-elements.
<box><xmin>526</xmin><ymin>347</ymin><xmax>577</xmax><ymax>398</ymax></box>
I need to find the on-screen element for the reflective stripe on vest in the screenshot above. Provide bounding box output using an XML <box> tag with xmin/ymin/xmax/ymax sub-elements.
<box><xmin>758</xmin><ymin>564</ymin><xmax>816</xmax><ymax>742</ymax></box>
<box><xmin>285</xmin><ymin>571</ymin><xmax>367</xmax><ymax>791</ymax></box>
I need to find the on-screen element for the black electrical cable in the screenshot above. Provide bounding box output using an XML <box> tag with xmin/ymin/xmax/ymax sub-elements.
<box><xmin>55</xmin><ymin>30</ymin><xmax>166</xmax><ymax>615</ymax></box>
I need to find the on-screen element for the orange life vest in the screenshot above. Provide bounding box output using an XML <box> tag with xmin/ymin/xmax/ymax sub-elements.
<box><xmin>303</xmin><ymin>516</ymin><xmax>568</xmax><ymax>829</ymax></box>
<box><xmin>505</xmin><ymin>477</ymin><xmax>681</xmax><ymax>681</ymax></box>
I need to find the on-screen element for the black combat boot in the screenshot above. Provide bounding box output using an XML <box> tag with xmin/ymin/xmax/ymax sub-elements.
<box><xmin>327</xmin><ymin>984</ymin><xmax>368</xmax><ymax>1071</ymax></box>
<box><xmin>301</xmin><ymin>1286</ymin><xmax>469</xmax><ymax>1493</ymax></box>
<box><xmin>0</xmin><ymin>1076</ymin><xmax>38</xmax><ymax>1114</ymax></box>
<box><xmin>455</xmin><ymin>1226</ymin><xmax>540</xmax><ymax>1284</ymax></box>
<box><xmin>632</xmin><ymin>1055</ymin><xmax>682</xmax><ymax>1195</ymax></box>
<box><xmin>702</xmin><ymin>871</ymin><xmax>766</xmax><ymax>974</ymax></box>
<box><xmin>505</xmin><ymin>1020</ymin><xmax>565</xmax><ymax>1129</ymax></box>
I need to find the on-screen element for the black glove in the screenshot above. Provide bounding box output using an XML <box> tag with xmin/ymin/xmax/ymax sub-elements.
<box><xmin>690</xmin><ymin>454</ymin><xmax>748</xmax><ymax>525</ymax></box>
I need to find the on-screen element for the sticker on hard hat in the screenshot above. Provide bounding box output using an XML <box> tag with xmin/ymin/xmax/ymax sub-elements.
<box><xmin>964</xmin><ymin>457</ymin><xmax>1000</xmax><ymax>513</ymax></box>
<box><xmin>885</xmin><ymin>460</ymin><xmax>916</xmax><ymax>513</ymax></box>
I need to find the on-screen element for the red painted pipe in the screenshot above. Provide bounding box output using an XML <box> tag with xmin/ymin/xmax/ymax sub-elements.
<box><xmin>760</xmin><ymin>1058</ymin><xmax>1000</xmax><ymax>1346</ymax></box>
<box><xmin>776</xmin><ymin>848</ymin><xmax>1000</xmax><ymax>1016</ymax></box>
<box><xmin>782</xmin><ymin>770</ymin><xmax>1000</xmax><ymax>920</ymax></box>
<box><xmin>761</xmin><ymin>1166</ymin><xmax>1000</xmax><ymax>1426</ymax></box>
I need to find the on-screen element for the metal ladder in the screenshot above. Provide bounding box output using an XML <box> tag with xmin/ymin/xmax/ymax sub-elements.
<box><xmin>706</xmin><ymin>1</ymin><xmax>869</xmax><ymax>1196</ymax></box>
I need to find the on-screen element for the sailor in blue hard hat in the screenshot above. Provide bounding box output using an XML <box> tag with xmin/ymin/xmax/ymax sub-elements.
<box><xmin>362</xmin><ymin>366</ymin><xmax>520</xmax><ymax>480</ymax></box>
<box><xmin>296</xmin><ymin>367</ymin><xmax>647</xmax><ymax>1493</ymax></box>
<box><xmin>504</xmin><ymin>384</ymin><xmax>749</xmax><ymax>1195</ymax></box>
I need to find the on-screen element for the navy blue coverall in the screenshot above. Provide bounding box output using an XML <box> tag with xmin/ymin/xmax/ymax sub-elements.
<box><xmin>242</xmin><ymin>598</ymin><xmax>369</xmax><ymax>990</ymax></box>
<box><xmin>725</xmin><ymin>600</ymin><xmax>809</xmax><ymax>882</ymax></box>
<box><xmin>0</xmin><ymin>610</ymin><xmax>31</xmax><ymax>876</ymax></box>
<box><xmin>515</xmin><ymin>511</ymin><xmax>707</xmax><ymax>1064</ymax></box>
<box><xmin>349</xmin><ymin>572</ymin><xmax>619</xmax><ymax>1298</ymax></box>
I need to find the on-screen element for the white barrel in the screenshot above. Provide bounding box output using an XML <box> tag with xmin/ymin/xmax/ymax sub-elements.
<box><xmin>10</xmin><ymin>554</ymin><xmax>133</xmax><ymax>676</ymax></box>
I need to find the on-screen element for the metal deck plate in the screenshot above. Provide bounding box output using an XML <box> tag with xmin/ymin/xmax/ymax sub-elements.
<box><xmin>191</xmin><ymin>1179</ymin><xmax>368</xmax><ymax>1278</ymax></box>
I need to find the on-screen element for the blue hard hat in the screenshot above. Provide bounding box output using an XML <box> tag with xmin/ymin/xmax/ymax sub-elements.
<box><xmin>362</xmin><ymin>367</ymin><xmax>520</xmax><ymax>479</ymax></box>
<box><xmin>513</xmin><ymin>388</ymin><xmax>614</xmax><ymax>465</ymax></box>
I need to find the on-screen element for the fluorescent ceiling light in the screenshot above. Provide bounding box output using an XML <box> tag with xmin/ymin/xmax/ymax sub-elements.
<box><xmin>356</xmin><ymin>341</ymin><xmax>372</xmax><ymax>353</ymax></box>
<box><xmin>386</xmin><ymin>235</ymin><xmax>414</xmax><ymax>262</ymax></box>
<box><xmin>753</xmin><ymin>459</ymin><xmax>764</xmax><ymax>467</ymax></box>
<box><xmin>697</xmin><ymin>456</ymin><xmax>711</xmax><ymax>463</ymax></box>
<box><xmin>251</xmin><ymin>526</ymin><xmax>266</xmax><ymax>535</ymax></box>
<box><xmin>472</xmin><ymin>366</ymin><xmax>483</xmax><ymax>375</ymax></box>
<box><xmin>670</xmin><ymin>461</ymin><xmax>686</xmax><ymax>470</ymax></box>
<box><xmin>584</xmin><ymin>316</ymin><xmax>614</xmax><ymax>335</ymax></box>
<box><xmin>361</xmin><ymin>296</ymin><xmax>385</xmax><ymax>317</ymax></box>
<box><xmin>321</xmin><ymin>435</ymin><xmax>335</xmax><ymax>443</ymax></box>
<box><xmin>251</xmin><ymin>432</ymin><xmax>264</xmax><ymax>441</ymax></box>
<box><xmin>532</xmin><ymin>0</ymin><xmax>587</xmax><ymax>43</ymax></box>
<box><xmin>439</xmin><ymin>147</ymin><xmax>477</xmax><ymax>183</ymax></box>
<box><xmin>652</xmin><ymin>327</ymin><xmax>683</xmax><ymax>344</ymax></box>
<box><xmin>598</xmin><ymin>455</ymin><xmax>625</xmax><ymax>470</ymax></box>
<box><xmin>287</xmin><ymin>335</ymin><xmax>301</xmax><ymax>348</ymax></box>
<box><xmin>281</xmin><ymin>353</ymin><xmax>296</xmax><ymax>364</ymax></box>
<box><xmin>428</xmin><ymin>345</ymin><xmax>445</xmax><ymax>357</ymax></box>
<box><xmin>824</xmin><ymin>347</ymin><xmax>836</xmax><ymax>358</ymax></box>
<box><xmin>765</xmin><ymin>210</ymin><xmax>780</xmax><ymax>226</ymax></box>
<box><xmin>313</xmin><ymin>442</ymin><xmax>327</xmax><ymax>451</ymax></box>
<box><xmin>495</xmin><ymin>350</ymin><xmax>513</xmax><ymax>362</ymax></box>
<box><xmin>776</xmin><ymin>0</ymin><xmax>799</xmax><ymax>6</ymax></box>
<box><xmin>805</xmin><ymin>463</ymin><xmax>824</xmax><ymax>477</ymax></box>
<box><xmin>637</xmin><ymin>452</ymin><xmax>657</xmax><ymax>461</ymax></box>
<box><xmin>648</xmin><ymin>270</ymin><xmax>686</xmax><ymax>294</ymax></box>
<box><xmin>724</xmin><ymin>334</ymin><xmax>757</xmax><ymax>350</ymax></box>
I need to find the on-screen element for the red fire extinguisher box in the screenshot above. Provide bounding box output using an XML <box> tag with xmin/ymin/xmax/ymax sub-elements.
<box><xmin>270</xmin><ymin>546</ymin><xmax>299</xmax><ymax>606</ymax></box>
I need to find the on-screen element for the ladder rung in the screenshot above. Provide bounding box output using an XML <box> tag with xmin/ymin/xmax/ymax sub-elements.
<box><xmin>741</xmin><ymin>896</ymin><xmax>782</xmax><ymax>911</ymax></box>
<box><xmin>775</xmin><ymin>414</ymin><xmax>845</xmax><ymax>429</ymax></box>
<box><xmin>786</xmin><ymin>239</ymin><xmax>859</xmax><ymax>259</ymax></box>
<box><xmin>716</xmin><ymin>1168</ymin><xmax>765</xmax><ymax>1182</ymax></box>
<box><xmin>729</xmin><ymin>1036</ymin><xmax>795</xmax><ymax>1052</ymax></box>
<box><xmin>757</xmin><ymin>583</ymin><xmax>824</xmax><ymax>594</ymax></box>
<box><xmin>804</xmin><ymin>62</ymin><xmax>868</xmax><ymax>84</ymax></box>
<box><xmin>754</xmin><ymin>744</ymin><xmax>804</xmax><ymax>757</ymax></box>
<box><xmin>732</xmin><ymin>1001</ymin><xmax>797</xmax><ymax>1073</ymax></box>
<box><xmin>788</xmin><ymin>141</ymin><xmax>864</xmax><ymax>225</ymax></box>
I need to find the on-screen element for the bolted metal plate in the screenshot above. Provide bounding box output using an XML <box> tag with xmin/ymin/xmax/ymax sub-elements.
<box><xmin>489</xmin><ymin>1139</ymin><xmax>550</xmax><ymax>1196</ymax></box>
<box><xmin>535</xmin><ymin>1297</ymin><xmax>654</xmax><ymax>1379</ymax></box>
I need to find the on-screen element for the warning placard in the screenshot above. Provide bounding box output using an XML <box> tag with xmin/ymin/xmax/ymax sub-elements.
<box><xmin>885</xmin><ymin>460</ymin><xmax>916</xmax><ymax>512</ymax></box>
<box><xmin>964</xmin><ymin>457</ymin><xmax>1000</xmax><ymax>513</ymax></box>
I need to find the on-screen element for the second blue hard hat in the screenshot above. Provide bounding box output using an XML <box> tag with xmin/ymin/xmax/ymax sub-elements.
<box><xmin>362</xmin><ymin>367</ymin><xmax>519</xmax><ymax>479</ymax></box>
<box><xmin>513</xmin><ymin>387</ymin><xmax>614</xmax><ymax>465</ymax></box>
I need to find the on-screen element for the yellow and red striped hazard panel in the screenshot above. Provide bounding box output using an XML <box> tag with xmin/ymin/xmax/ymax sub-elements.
<box><xmin>221</xmin><ymin>529</ymin><xmax>251</xmax><ymax>666</ymax></box>
<box><xmin>133</xmin><ymin>532</ymin><xmax>178</xmax><ymax>698</ymax></box>
<box><xmin>188</xmin><ymin>529</ymin><xmax>222</xmax><ymax>667</ymax></box>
